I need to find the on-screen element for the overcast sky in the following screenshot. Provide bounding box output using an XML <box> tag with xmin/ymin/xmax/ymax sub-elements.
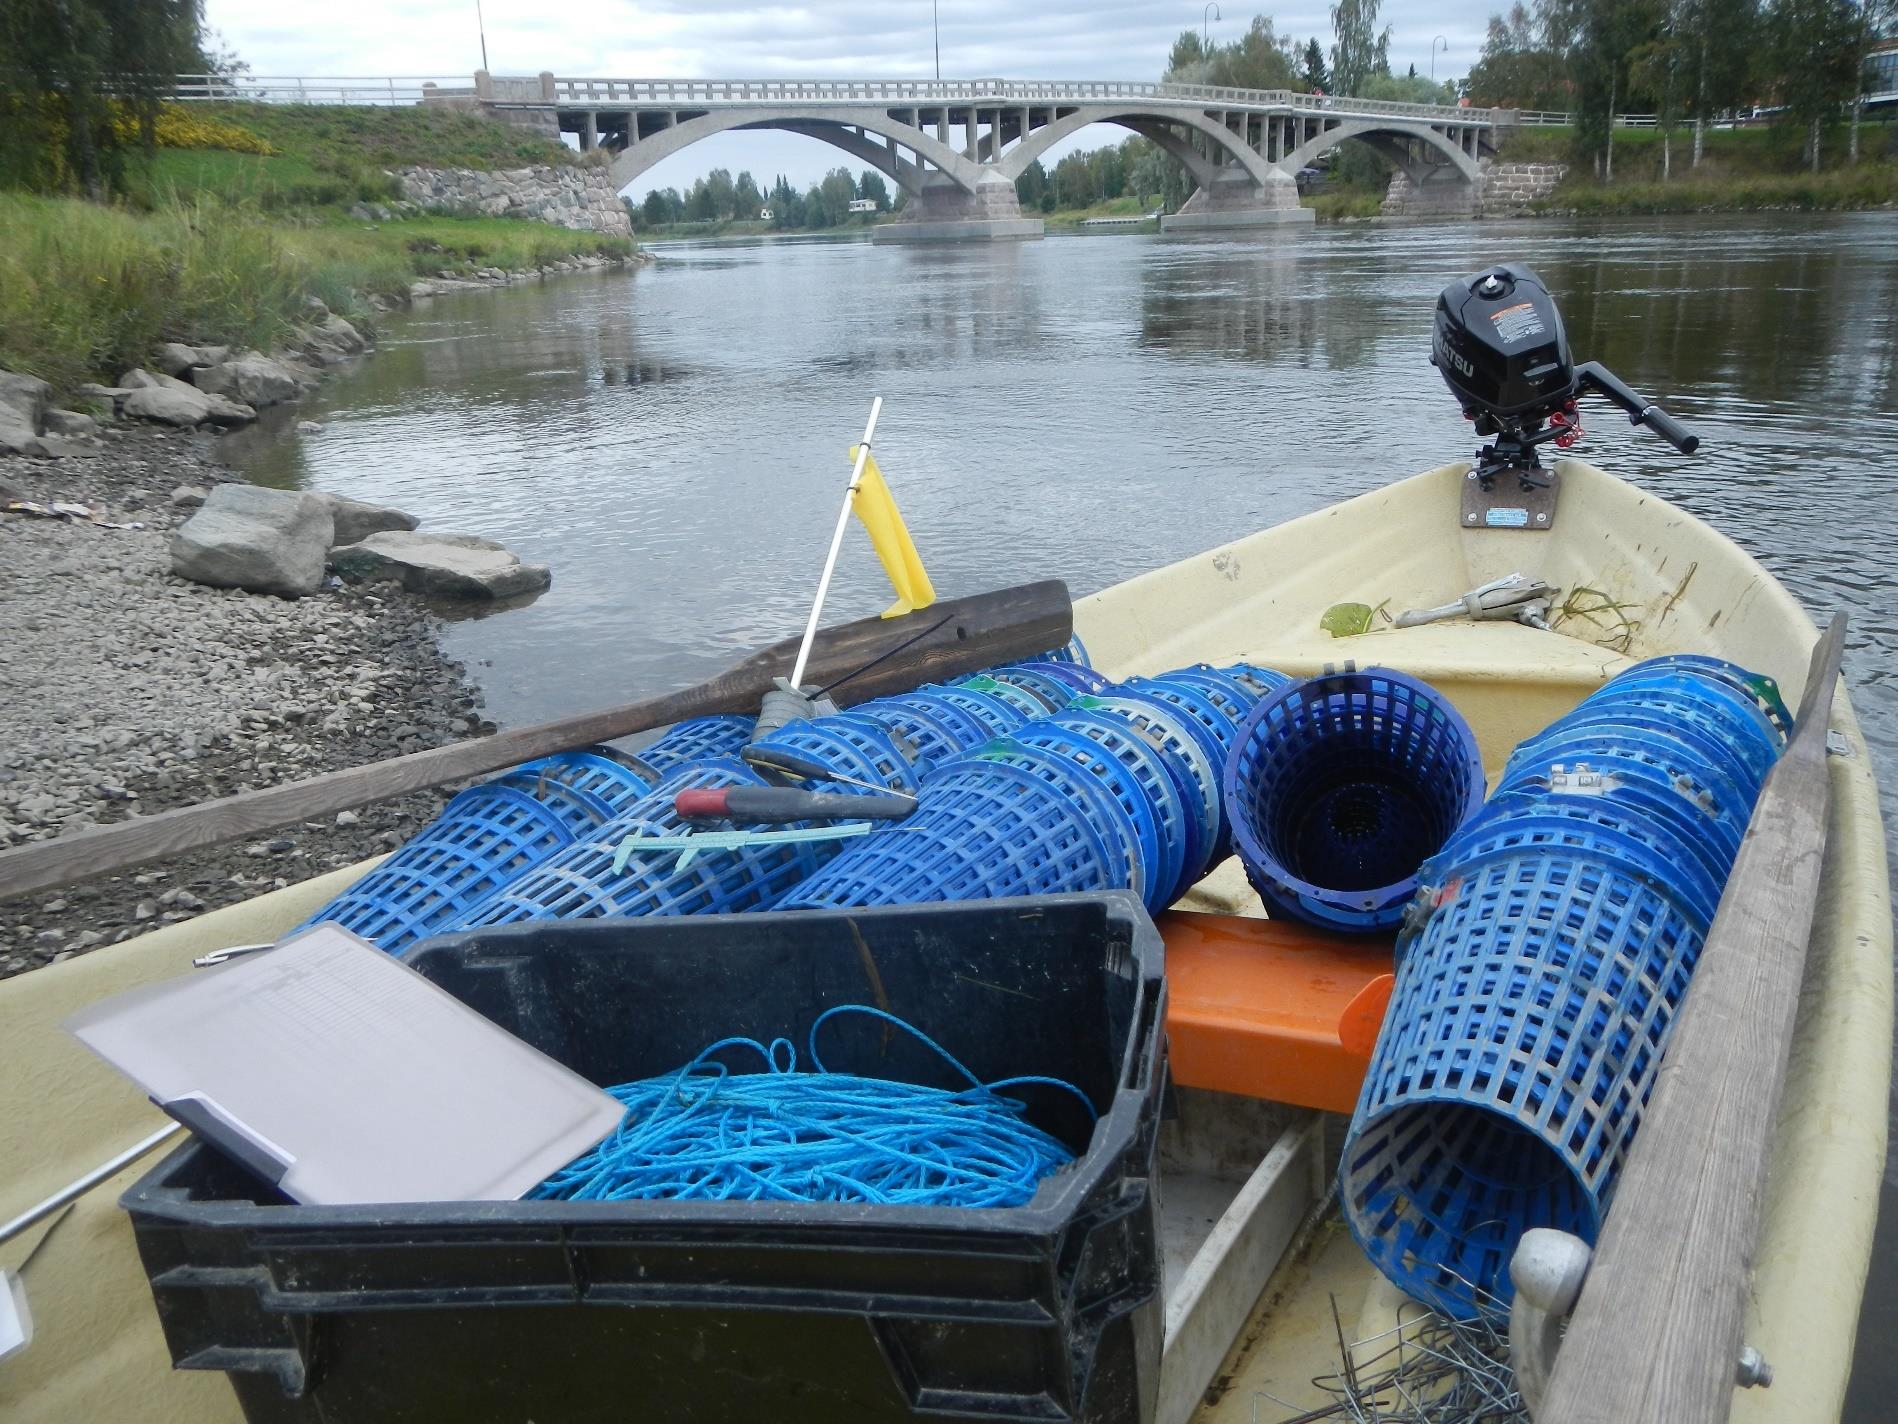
<box><xmin>203</xmin><ymin>1</ymin><xmax>1497</xmax><ymax>194</ymax></box>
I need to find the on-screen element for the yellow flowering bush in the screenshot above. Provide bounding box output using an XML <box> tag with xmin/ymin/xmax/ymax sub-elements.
<box><xmin>114</xmin><ymin>103</ymin><xmax>276</xmax><ymax>155</ymax></box>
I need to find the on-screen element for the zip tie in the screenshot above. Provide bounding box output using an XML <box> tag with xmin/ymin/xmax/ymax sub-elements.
<box><xmin>612</xmin><ymin>823</ymin><xmax>876</xmax><ymax>873</ymax></box>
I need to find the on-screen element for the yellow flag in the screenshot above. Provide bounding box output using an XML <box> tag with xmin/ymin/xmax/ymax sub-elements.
<box><xmin>848</xmin><ymin>446</ymin><xmax>936</xmax><ymax>619</ymax></box>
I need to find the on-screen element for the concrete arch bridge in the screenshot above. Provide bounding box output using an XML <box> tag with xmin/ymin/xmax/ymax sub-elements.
<box><xmin>474</xmin><ymin>74</ymin><xmax>1513</xmax><ymax>239</ymax></box>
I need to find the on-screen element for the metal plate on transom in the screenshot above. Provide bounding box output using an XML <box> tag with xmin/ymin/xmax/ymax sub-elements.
<box><xmin>1463</xmin><ymin>464</ymin><xmax>1561</xmax><ymax>531</ymax></box>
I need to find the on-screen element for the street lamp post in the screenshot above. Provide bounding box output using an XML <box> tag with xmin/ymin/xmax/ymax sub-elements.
<box><xmin>476</xmin><ymin>0</ymin><xmax>490</xmax><ymax>72</ymax></box>
<box><xmin>1203</xmin><ymin>2</ymin><xmax>1221</xmax><ymax>56</ymax></box>
<box><xmin>1431</xmin><ymin>34</ymin><xmax>1448</xmax><ymax>83</ymax></box>
<box><xmin>933</xmin><ymin>1</ymin><xmax>941</xmax><ymax>80</ymax></box>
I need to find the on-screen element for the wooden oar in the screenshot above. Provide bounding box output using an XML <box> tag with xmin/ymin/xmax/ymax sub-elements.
<box><xmin>1538</xmin><ymin>613</ymin><xmax>1848</xmax><ymax>1424</ymax></box>
<box><xmin>0</xmin><ymin>580</ymin><xmax>1072</xmax><ymax>899</ymax></box>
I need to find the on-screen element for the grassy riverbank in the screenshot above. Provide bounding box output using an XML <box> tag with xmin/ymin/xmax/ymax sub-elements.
<box><xmin>1042</xmin><ymin>195</ymin><xmax>1164</xmax><ymax>229</ymax></box>
<box><xmin>1306</xmin><ymin>190</ymin><xmax>1385</xmax><ymax>221</ymax></box>
<box><xmin>0</xmin><ymin>193</ymin><xmax>634</xmax><ymax>393</ymax></box>
<box><xmin>1503</xmin><ymin>121</ymin><xmax>1898</xmax><ymax>214</ymax></box>
<box><xmin>0</xmin><ymin>104</ymin><xmax>636</xmax><ymax>394</ymax></box>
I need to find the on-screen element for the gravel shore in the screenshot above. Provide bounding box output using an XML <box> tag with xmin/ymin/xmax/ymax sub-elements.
<box><xmin>0</xmin><ymin>427</ymin><xmax>488</xmax><ymax>979</ymax></box>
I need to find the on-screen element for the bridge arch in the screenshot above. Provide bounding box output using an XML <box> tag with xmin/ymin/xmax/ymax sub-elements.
<box><xmin>1278</xmin><ymin>117</ymin><xmax>1481</xmax><ymax>182</ymax></box>
<box><xmin>607</xmin><ymin>107</ymin><xmax>986</xmax><ymax>196</ymax></box>
<box><xmin>997</xmin><ymin>105</ymin><xmax>1289</xmax><ymax>192</ymax></box>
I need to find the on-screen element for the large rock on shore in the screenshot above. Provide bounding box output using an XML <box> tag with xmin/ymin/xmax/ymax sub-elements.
<box><xmin>297</xmin><ymin>315</ymin><xmax>368</xmax><ymax>366</ymax></box>
<box><xmin>120</xmin><ymin>368</ymin><xmax>200</xmax><ymax>394</ymax></box>
<box><xmin>194</xmin><ymin>354</ymin><xmax>308</xmax><ymax>409</ymax></box>
<box><xmin>330</xmin><ymin>531</ymin><xmax>551</xmax><ymax>600</ymax></box>
<box><xmin>0</xmin><ymin>370</ymin><xmax>52</xmax><ymax>452</ymax></box>
<box><xmin>171</xmin><ymin>485</ymin><xmax>335</xmax><ymax>597</ymax></box>
<box><xmin>122</xmin><ymin>385</ymin><xmax>214</xmax><ymax>427</ymax></box>
<box><xmin>155</xmin><ymin>344</ymin><xmax>206</xmax><ymax>379</ymax></box>
<box><xmin>317</xmin><ymin>493</ymin><xmax>419</xmax><ymax>545</ymax></box>
<box><xmin>44</xmin><ymin>410</ymin><xmax>99</xmax><ymax>438</ymax></box>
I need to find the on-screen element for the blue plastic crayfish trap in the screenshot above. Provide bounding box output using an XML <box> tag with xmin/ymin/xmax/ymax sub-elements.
<box><xmin>747</xmin><ymin>716</ymin><xmax>922</xmax><ymax>793</ymax></box>
<box><xmin>1341</xmin><ymin>836</ymin><xmax>1710</xmax><ymax>1319</ymax></box>
<box><xmin>294</xmin><ymin>783</ymin><xmax>583</xmax><ymax>953</ymax></box>
<box><xmin>1013</xmin><ymin>712</ymin><xmax>1194</xmax><ymax>911</ymax></box>
<box><xmin>967</xmin><ymin>739</ymin><xmax>1154</xmax><ymax>908</ymax></box>
<box><xmin>1011</xmin><ymin>660</ymin><xmax>1112</xmax><ymax>695</ymax></box>
<box><xmin>778</xmin><ymin>758</ymin><xmax>1125</xmax><ymax>910</ymax></box>
<box><xmin>490</xmin><ymin>748</ymin><xmax>657</xmax><ymax>830</ymax></box>
<box><xmin>957</xmin><ymin>669</ymin><xmax>1074</xmax><ymax>716</ymax></box>
<box><xmin>637</xmin><ymin>715</ymin><xmax>756</xmax><ymax>772</ymax></box>
<box><xmin>456</xmin><ymin>759</ymin><xmax>855</xmax><ymax>928</ymax></box>
<box><xmin>1223</xmin><ymin>667</ymin><xmax>1485</xmax><ymax>932</ymax></box>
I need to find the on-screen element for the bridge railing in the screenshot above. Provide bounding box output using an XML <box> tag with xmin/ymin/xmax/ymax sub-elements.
<box><xmin>172</xmin><ymin>74</ymin><xmax>472</xmax><ymax>105</ymax></box>
<box><xmin>545</xmin><ymin>75</ymin><xmax>1498</xmax><ymax>124</ymax></box>
<box><xmin>1510</xmin><ymin>109</ymin><xmax>1664</xmax><ymax>127</ymax></box>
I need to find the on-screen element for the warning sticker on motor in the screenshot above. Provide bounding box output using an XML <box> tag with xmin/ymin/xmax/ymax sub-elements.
<box><xmin>1490</xmin><ymin>301</ymin><xmax>1546</xmax><ymax>345</ymax></box>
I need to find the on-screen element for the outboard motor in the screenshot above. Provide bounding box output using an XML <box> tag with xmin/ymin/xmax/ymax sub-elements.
<box><xmin>1431</xmin><ymin>264</ymin><xmax>1699</xmax><ymax>489</ymax></box>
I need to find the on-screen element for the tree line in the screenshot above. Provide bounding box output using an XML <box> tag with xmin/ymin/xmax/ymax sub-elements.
<box><xmin>635</xmin><ymin>166</ymin><xmax>894</xmax><ymax>230</ymax></box>
<box><xmin>1017</xmin><ymin>0</ymin><xmax>1890</xmax><ymax>211</ymax></box>
<box><xmin>1462</xmin><ymin>0</ymin><xmax>1893</xmax><ymax>170</ymax></box>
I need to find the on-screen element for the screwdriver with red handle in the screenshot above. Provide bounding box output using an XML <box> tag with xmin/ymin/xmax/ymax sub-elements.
<box><xmin>673</xmin><ymin>786</ymin><xmax>917</xmax><ymax>823</ymax></box>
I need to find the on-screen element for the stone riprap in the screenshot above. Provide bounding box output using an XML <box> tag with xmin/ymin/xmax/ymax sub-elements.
<box><xmin>1477</xmin><ymin>161</ymin><xmax>1568</xmax><ymax>215</ymax></box>
<box><xmin>1380</xmin><ymin>157</ymin><xmax>1570</xmax><ymax>218</ymax></box>
<box><xmin>393</xmin><ymin>162</ymin><xmax>634</xmax><ymax>238</ymax></box>
<box><xmin>0</xmin><ymin>429</ymin><xmax>489</xmax><ymax>977</ymax></box>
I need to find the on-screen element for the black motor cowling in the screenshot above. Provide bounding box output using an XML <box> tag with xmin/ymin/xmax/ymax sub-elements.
<box><xmin>1429</xmin><ymin>264</ymin><xmax>1699</xmax><ymax>478</ymax></box>
<box><xmin>1431</xmin><ymin>264</ymin><xmax>1574</xmax><ymax>431</ymax></box>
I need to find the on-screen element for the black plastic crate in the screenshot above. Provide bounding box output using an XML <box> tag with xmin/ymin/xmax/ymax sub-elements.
<box><xmin>122</xmin><ymin>894</ymin><xmax>1168</xmax><ymax>1423</ymax></box>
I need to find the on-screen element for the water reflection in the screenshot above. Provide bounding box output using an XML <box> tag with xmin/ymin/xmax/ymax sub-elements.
<box><xmin>216</xmin><ymin>216</ymin><xmax>1898</xmax><ymax>828</ymax></box>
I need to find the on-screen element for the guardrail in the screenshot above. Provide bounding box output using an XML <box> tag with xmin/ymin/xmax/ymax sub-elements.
<box><xmin>545</xmin><ymin>75</ymin><xmax>1499</xmax><ymax>124</ymax></box>
<box><xmin>172</xmin><ymin>74</ymin><xmax>472</xmax><ymax>104</ymax></box>
<box><xmin>1512</xmin><ymin>110</ymin><xmax>1661</xmax><ymax>127</ymax></box>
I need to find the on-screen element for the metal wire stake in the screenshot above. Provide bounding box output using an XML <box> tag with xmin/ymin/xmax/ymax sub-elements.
<box><xmin>788</xmin><ymin>397</ymin><xmax>883</xmax><ymax>693</ymax></box>
<box><xmin>0</xmin><ymin>1123</ymin><xmax>183</xmax><ymax>1246</ymax></box>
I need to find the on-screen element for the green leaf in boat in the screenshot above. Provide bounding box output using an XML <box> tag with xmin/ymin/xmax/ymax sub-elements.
<box><xmin>1321</xmin><ymin>601</ymin><xmax>1381</xmax><ymax>638</ymax></box>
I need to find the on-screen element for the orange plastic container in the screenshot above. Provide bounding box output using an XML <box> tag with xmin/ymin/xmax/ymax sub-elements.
<box><xmin>1160</xmin><ymin>911</ymin><xmax>1394</xmax><ymax>1113</ymax></box>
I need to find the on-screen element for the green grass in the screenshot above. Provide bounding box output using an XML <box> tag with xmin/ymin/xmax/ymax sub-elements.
<box><xmin>1498</xmin><ymin>119</ymin><xmax>1898</xmax><ymax>177</ymax></box>
<box><xmin>1041</xmin><ymin>195</ymin><xmax>1164</xmax><ymax>228</ymax></box>
<box><xmin>205</xmin><ymin>103</ymin><xmax>578</xmax><ymax>173</ymax></box>
<box><xmin>1490</xmin><ymin>120</ymin><xmax>1898</xmax><ymax>214</ymax></box>
<box><xmin>1542</xmin><ymin>165</ymin><xmax>1898</xmax><ymax>213</ymax></box>
<box><xmin>1305</xmin><ymin>188</ymin><xmax>1384</xmax><ymax>220</ymax></box>
<box><xmin>132</xmin><ymin>147</ymin><xmax>401</xmax><ymax>210</ymax></box>
<box><xmin>0</xmin><ymin>193</ymin><xmax>633</xmax><ymax>394</ymax></box>
<box><xmin>0</xmin><ymin>101</ymin><xmax>640</xmax><ymax>395</ymax></box>
<box><xmin>123</xmin><ymin>105</ymin><xmax>590</xmax><ymax>214</ymax></box>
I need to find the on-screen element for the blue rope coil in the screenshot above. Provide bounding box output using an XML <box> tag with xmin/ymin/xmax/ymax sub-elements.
<box><xmin>532</xmin><ymin>1006</ymin><xmax>1091</xmax><ymax>1208</ymax></box>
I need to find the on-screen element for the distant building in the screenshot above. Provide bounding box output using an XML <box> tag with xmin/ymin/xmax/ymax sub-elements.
<box><xmin>847</xmin><ymin>197</ymin><xmax>879</xmax><ymax>214</ymax></box>
<box><xmin>1868</xmin><ymin>37</ymin><xmax>1898</xmax><ymax>97</ymax></box>
<box><xmin>760</xmin><ymin>206</ymin><xmax>773</xmax><ymax>220</ymax></box>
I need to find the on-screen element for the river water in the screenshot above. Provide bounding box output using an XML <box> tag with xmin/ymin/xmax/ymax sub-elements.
<box><xmin>226</xmin><ymin>213</ymin><xmax>1898</xmax><ymax>1412</ymax></box>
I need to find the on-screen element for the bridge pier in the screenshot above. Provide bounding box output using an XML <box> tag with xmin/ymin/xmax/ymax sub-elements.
<box><xmin>1379</xmin><ymin>162</ymin><xmax>1478</xmax><ymax>218</ymax></box>
<box><xmin>1160</xmin><ymin>173</ymin><xmax>1313</xmax><ymax>233</ymax></box>
<box><xmin>872</xmin><ymin>177</ymin><xmax>1043</xmax><ymax>243</ymax></box>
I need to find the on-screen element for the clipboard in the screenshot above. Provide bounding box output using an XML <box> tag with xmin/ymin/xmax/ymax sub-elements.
<box><xmin>65</xmin><ymin>924</ymin><xmax>625</xmax><ymax>1205</ymax></box>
